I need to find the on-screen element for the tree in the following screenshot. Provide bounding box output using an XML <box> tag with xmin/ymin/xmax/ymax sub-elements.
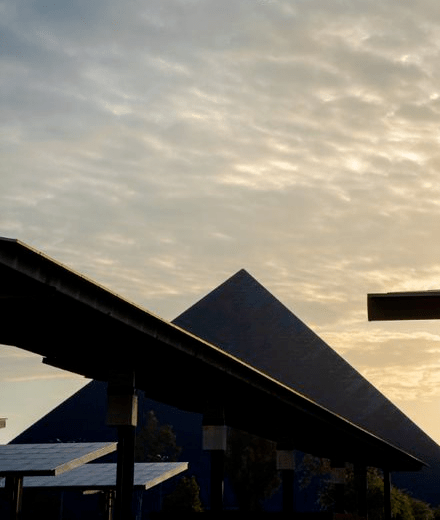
<box><xmin>301</xmin><ymin>458</ymin><xmax>435</xmax><ymax>520</ymax></box>
<box><xmin>134</xmin><ymin>410</ymin><xmax>181</xmax><ymax>462</ymax></box>
<box><xmin>162</xmin><ymin>476</ymin><xmax>204</xmax><ymax>513</ymax></box>
<box><xmin>225</xmin><ymin>428</ymin><xmax>281</xmax><ymax>511</ymax></box>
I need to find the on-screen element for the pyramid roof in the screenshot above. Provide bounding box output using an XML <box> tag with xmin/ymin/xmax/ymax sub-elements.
<box><xmin>173</xmin><ymin>269</ymin><xmax>440</xmax><ymax>504</ymax></box>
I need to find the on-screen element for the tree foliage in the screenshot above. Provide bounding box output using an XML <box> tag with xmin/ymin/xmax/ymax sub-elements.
<box><xmin>134</xmin><ymin>411</ymin><xmax>203</xmax><ymax>511</ymax></box>
<box><xmin>162</xmin><ymin>476</ymin><xmax>204</xmax><ymax>513</ymax></box>
<box><xmin>300</xmin><ymin>457</ymin><xmax>435</xmax><ymax>520</ymax></box>
<box><xmin>225</xmin><ymin>428</ymin><xmax>281</xmax><ymax>511</ymax></box>
<box><xmin>134</xmin><ymin>410</ymin><xmax>181</xmax><ymax>462</ymax></box>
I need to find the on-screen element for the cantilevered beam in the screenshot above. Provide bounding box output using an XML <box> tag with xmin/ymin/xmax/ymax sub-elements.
<box><xmin>0</xmin><ymin>238</ymin><xmax>427</xmax><ymax>472</ymax></box>
<box><xmin>368</xmin><ymin>291</ymin><xmax>440</xmax><ymax>321</ymax></box>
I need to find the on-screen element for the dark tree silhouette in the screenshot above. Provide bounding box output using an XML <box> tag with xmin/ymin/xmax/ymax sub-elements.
<box><xmin>134</xmin><ymin>410</ymin><xmax>181</xmax><ymax>462</ymax></box>
<box><xmin>162</xmin><ymin>476</ymin><xmax>204</xmax><ymax>513</ymax></box>
<box><xmin>225</xmin><ymin>428</ymin><xmax>281</xmax><ymax>511</ymax></box>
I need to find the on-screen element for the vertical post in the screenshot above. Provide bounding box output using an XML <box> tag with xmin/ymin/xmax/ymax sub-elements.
<box><xmin>330</xmin><ymin>460</ymin><xmax>346</xmax><ymax>514</ymax></box>
<box><xmin>105</xmin><ymin>490</ymin><xmax>116</xmax><ymax>520</ymax></box>
<box><xmin>5</xmin><ymin>476</ymin><xmax>23</xmax><ymax>520</ymax></box>
<box><xmin>383</xmin><ymin>468</ymin><xmax>392</xmax><ymax>520</ymax></box>
<box><xmin>354</xmin><ymin>463</ymin><xmax>368</xmax><ymax>520</ymax></box>
<box><xmin>107</xmin><ymin>372</ymin><xmax>138</xmax><ymax>520</ymax></box>
<box><xmin>276</xmin><ymin>443</ymin><xmax>295</xmax><ymax>514</ymax></box>
<box><xmin>210</xmin><ymin>450</ymin><xmax>225</xmax><ymax>513</ymax></box>
<box><xmin>59</xmin><ymin>491</ymin><xmax>64</xmax><ymax>520</ymax></box>
<box><xmin>115</xmin><ymin>424</ymin><xmax>136</xmax><ymax>520</ymax></box>
<box><xmin>203</xmin><ymin>406</ymin><xmax>227</xmax><ymax>513</ymax></box>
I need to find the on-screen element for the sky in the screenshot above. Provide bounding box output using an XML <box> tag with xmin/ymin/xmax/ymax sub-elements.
<box><xmin>2</xmin><ymin>0</ymin><xmax>440</xmax><ymax>445</ymax></box>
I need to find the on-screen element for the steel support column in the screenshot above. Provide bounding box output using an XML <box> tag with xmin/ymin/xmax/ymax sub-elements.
<box><xmin>331</xmin><ymin>460</ymin><xmax>346</xmax><ymax>515</ymax></box>
<box><xmin>105</xmin><ymin>490</ymin><xmax>116</xmax><ymax>520</ymax></box>
<box><xmin>5</xmin><ymin>476</ymin><xmax>23</xmax><ymax>520</ymax></box>
<box><xmin>210</xmin><ymin>449</ymin><xmax>225</xmax><ymax>512</ymax></box>
<box><xmin>383</xmin><ymin>468</ymin><xmax>392</xmax><ymax>520</ymax></box>
<box><xmin>106</xmin><ymin>372</ymin><xmax>137</xmax><ymax>520</ymax></box>
<box><xmin>281</xmin><ymin>470</ymin><xmax>294</xmax><ymax>513</ymax></box>
<box><xmin>203</xmin><ymin>406</ymin><xmax>226</xmax><ymax>513</ymax></box>
<box><xmin>115</xmin><ymin>424</ymin><xmax>135</xmax><ymax>520</ymax></box>
<box><xmin>354</xmin><ymin>463</ymin><xmax>368</xmax><ymax>519</ymax></box>
<box><xmin>277</xmin><ymin>445</ymin><xmax>295</xmax><ymax>514</ymax></box>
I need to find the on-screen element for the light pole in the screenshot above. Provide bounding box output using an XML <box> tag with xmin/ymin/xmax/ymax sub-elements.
<box><xmin>367</xmin><ymin>289</ymin><xmax>440</xmax><ymax>520</ymax></box>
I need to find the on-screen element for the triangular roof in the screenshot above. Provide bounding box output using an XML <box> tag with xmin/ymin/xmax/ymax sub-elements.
<box><xmin>172</xmin><ymin>269</ymin><xmax>440</xmax><ymax>504</ymax></box>
<box><xmin>11</xmin><ymin>268</ymin><xmax>440</xmax><ymax>504</ymax></box>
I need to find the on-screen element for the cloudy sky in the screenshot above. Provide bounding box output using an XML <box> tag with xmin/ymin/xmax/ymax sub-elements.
<box><xmin>3</xmin><ymin>0</ymin><xmax>440</xmax><ymax>444</ymax></box>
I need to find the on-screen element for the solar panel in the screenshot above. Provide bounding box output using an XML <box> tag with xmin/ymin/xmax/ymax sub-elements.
<box><xmin>0</xmin><ymin>443</ymin><xmax>117</xmax><ymax>476</ymax></box>
<box><xmin>1</xmin><ymin>463</ymin><xmax>188</xmax><ymax>490</ymax></box>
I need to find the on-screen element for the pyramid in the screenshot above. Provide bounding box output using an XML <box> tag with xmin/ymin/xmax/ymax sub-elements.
<box><xmin>12</xmin><ymin>269</ymin><xmax>440</xmax><ymax>505</ymax></box>
<box><xmin>173</xmin><ymin>269</ymin><xmax>440</xmax><ymax>505</ymax></box>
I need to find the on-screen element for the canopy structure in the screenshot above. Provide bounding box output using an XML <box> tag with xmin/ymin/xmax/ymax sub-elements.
<box><xmin>0</xmin><ymin>442</ymin><xmax>116</xmax><ymax>520</ymax></box>
<box><xmin>0</xmin><ymin>238</ymin><xmax>427</xmax><ymax>517</ymax></box>
<box><xmin>0</xmin><ymin>443</ymin><xmax>117</xmax><ymax>477</ymax></box>
<box><xmin>0</xmin><ymin>238</ymin><xmax>424</xmax><ymax>470</ymax></box>
<box><xmin>0</xmin><ymin>462</ymin><xmax>187</xmax><ymax>520</ymax></box>
<box><xmin>174</xmin><ymin>270</ymin><xmax>440</xmax><ymax>505</ymax></box>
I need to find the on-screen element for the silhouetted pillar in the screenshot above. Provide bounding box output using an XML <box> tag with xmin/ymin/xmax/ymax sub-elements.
<box><xmin>203</xmin><ymin>406</ymin><xmax>227</xmax><ymax>513</ymax></box>
<box><xmin>107</xmin><ymin>372</ymin><xmax>138</xmax><ymax>520</ymax></box>
<box><xmin>99</xmin><ymin>489</ymin><xmax>116</xmax><ymax>520</ymax></box>
<box><xmin>5</xmin><ymin>476</ymin><xmax>23</xmax><ymax>520</ymax></box>
<box><xmin>330</xmin><ymin>460</ymin><xmax>346</xmax><ymax>514</ymax></box>
<box><xmin>354</xmin><ymin>463</ymin><xmax>368</xmax><ymax>519</ymax></box>
<box><xmin>277</xmin><ymin>443</ymin><xmax>295</xmax><ymax>513</ymax></box>
<box><xmin>383</xmin><ymin>469</ymin><xmax>392</xmax><ymax>520</ymax></box>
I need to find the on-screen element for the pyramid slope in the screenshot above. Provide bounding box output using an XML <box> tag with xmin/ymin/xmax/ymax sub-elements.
<box><xmin>173</xmin><ymin>269</ymin><xmax>440</xmax><ymax>504</ymax></box>
<box><xmin>12</xmin><ymin>381</ymin><xmax>204</xmax><ymax>464</ymax></box>
<box><xmin>11</xmin><ymin>269</ymin><xmax>440</xmax><ymax>505</ymax></box>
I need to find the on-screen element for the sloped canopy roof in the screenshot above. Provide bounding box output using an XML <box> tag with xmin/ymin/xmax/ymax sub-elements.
<box><xmin>0</xmin><ymin>238</ymin><xmax>425</xmax><ymax>471</ymax></box>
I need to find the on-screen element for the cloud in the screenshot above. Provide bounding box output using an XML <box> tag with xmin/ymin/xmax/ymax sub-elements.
<box><xmin>0</xmin><ymin>345</ymin><xmax>84</xmax><ymax>384</ymax></box>
<box><xmin>3</xmin><ymin>0</ymin><xmax>440</xmax><ymax>439</ymax></box>
<box><xmin>361</xmin><ymin>363</ymin><xmax>440</xmax><ymax>403</ymax></box>
<box><xmin>0</xmin><ymin>345</ymin><xmax>38</xmax><ymax>359</ymax></box>
<box><xmin>4</xmin><ymin>373</ymin><xmax>82</xmax><ymax>383</ymax></box>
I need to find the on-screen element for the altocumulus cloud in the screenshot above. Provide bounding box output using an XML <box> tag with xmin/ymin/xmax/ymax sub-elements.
<box><xmin>3</xmin><ymin>0</ymin><xmax>440</xmax><ymax>440</ymax></box>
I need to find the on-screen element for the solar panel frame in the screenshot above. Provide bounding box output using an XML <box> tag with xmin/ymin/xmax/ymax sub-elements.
<box><xmin>0</xmin><ymin>443</ymin><xmax>117</xmax><ymax>476</ymax></box>
<box><xmin>0</xmin><ymin>463</ymin><xmax>188</xmax><ymax>490</ymax></box>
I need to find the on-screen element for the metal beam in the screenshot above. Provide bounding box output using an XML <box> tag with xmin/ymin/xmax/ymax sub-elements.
<box><xmin>368</xmin><ymin>291</ymin><xmax>440</xmax><ymax>321</ymax></box>
<box><xmin>0</xmin><ymin>238</ymin><xmax>427</xmax><ymax>473</ymax></box>
<box><xmin>107</xmin><ymin>373</ymin><xmax>137</xmax><ymax>520</ymax></box>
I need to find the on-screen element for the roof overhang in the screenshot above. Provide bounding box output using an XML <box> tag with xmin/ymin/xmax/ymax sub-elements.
<box><xmin>0</xmin><ymin>238</ymin><xmax>426</xmax><ymax>471</ymax></box>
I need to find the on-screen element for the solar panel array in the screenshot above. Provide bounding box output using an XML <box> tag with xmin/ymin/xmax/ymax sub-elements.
<box><xmin>0</xmin><ymin>442</ymin><xmax>117</xmax><ymax>476</ymax></box>
<box><xmin>0</xmin><ymin>462</ymin><xmax>188</xmax><ymax>490</ymax></box>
